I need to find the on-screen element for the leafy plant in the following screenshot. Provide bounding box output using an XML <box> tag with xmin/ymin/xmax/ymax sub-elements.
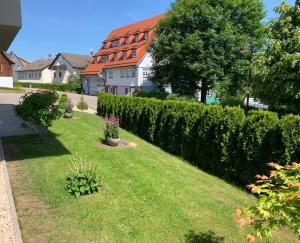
<box><xmin>104</xmin><ymin>115</ymin><xmax>119</xmax><ymax>139</ymax></box>
<box><xmin>67</xmin><ymin>74</ymin><xmax>83</xmax><ymax>93</ymax></box>
<box><xmin>58</xmin><ymin>94</ymin><xmax>68</xmax><ymax>110</ymax></box>
<box><xmin>77</xmin><ymin>95</ymin><xmax>88</xmax><ymax>110</ymax></box>
<box><xmin>236</xmin><ymin>162</ymin><xmax>300</xmax><ymax>241</ymax></box>
<box><xmin>15</xmin><ymin>91</ymin><xmax>62</xmax><ymax>133</ymax></box>
<box><xmin>64</xmin><ymin>98</ymin><xmax>74</xmax><ymax>114</ymax></box>
<box><xmin>65</xmin><ymin>155</ymin><xmax>101</xmax><ymax>198</ymax></box>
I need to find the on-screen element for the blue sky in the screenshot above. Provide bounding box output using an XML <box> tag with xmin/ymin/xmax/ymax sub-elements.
<box><xmin>9</xmin><ymin>0</ymin><xmax>294</xmax><ymax>61</ymax></box>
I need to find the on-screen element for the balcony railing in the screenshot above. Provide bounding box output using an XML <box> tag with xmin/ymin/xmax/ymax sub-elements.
<box><xmin>51</xmin><ymin>65</ymin><xmax>67</xmax><ymax>71</ymax></box>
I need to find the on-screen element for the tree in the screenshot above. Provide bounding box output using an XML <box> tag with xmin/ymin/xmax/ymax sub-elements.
<box><xmin>236</xmin><ymin>162</ymin><xmax>300</xmax><ymax>242</ymax></box>
<box><xmin>252</xmin><ymin>1</ymin><xmax>300</xmax><ymax>112</ymax></box>
<box><xmin>150</xmin><ymin>0</ymin><xmax>265</xmax><ymax>103</ymax></box>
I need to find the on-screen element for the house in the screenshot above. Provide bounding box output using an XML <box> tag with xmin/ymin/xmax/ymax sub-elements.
<box><xmin>6</xmin><ymin>52</ymin><xmax>30</xmax><ymax>81</ymax></box>
<box><xmin>17</xmin><ymin>53</ymin><xmax>90</xmax><ymax>84</ymax></box>
<box><xmin>0</xmin><ymin>0</ymin><xmax>22</xmax><ymax>51</ymax></box>
<box><xmin>81</xmin><ymin>14</ymin><xmax>165</xmax><ymax>96</ymax></box>
<box><xmin>48</xmin><ymin>53</ymin><xmax>90</xmax><ymax>83</ymax></box>
<box><xmin>0</xmin><ymin>51</ymin><xmax>14</xmax><ymax>88</ymax></box>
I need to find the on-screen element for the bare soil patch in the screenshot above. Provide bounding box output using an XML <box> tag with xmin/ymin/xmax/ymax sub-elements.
<box><xmin>98</xmin><ymin>139</ymin><xmax>138</xmax><ymax>149</ymax></box>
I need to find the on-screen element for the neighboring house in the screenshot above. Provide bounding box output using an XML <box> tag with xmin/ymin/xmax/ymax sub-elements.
<box><xmin>0</xmin><ymin>0</ymin><xmax>22</xmax><ymax>51</ymax></box>
<box><xmin>48</xmin><ymin>53</ymin><xmax>90</xmax><ymax>84</ymax></box>
<box><xmin>0</xmin><ymin>51</ymin><xmax>14</xmax><ymax>88</ymax></box>
<box><xmin>16</xmin><ymin>58</ymin><xmax>53</xmax><ymax>83</ymax></box>
<box><xmin>81</xmin><ymin>14</ymin><xmax>165</xmax><ymax>96</ymax></box>
<box><xmin>6</xmin><ymin>51</ymin><xmax>29</xmax><ymax>81</ymax></box>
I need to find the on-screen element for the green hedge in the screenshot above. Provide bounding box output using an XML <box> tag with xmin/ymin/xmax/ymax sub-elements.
<box><xmin>97</xmin><ymin>93</ymin><xmax>300</xmax><ymax>185</ymax></box>
<box><xmin>14</xmin><ymin>82</ymin><xmax>82</xmax><ymax>93</ymax></box>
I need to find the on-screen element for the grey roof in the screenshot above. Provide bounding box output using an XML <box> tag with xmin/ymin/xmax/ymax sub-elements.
<box><xmin>17</xmin><ymin>59</ymin><xmax>53</xmax><ymax>72</ymax></box>
<box><xmin>52</xmin><ymin>53</ymin><xmax>90</xmax><ymax>69</ymax></box>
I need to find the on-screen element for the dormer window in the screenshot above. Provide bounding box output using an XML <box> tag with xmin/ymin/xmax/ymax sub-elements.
<box><xmin>114</xmin><ymin>53</ymin><xmax>118</xmax><ymax>61</ymax></box>
<box><xmin>144</xmin><ymin>32</ymin><xmax>149</xmax><ymax>40</ymax></box>
<box><xmin>135</xmin><ymin>35</ymin><xmax>139</xmax><ymax>42</ymax></box>
<box><xmin>132</xmin><ymin>50</ymin><xmax>137</xmax><ymax>58</ymax></box>
<box><xmin>125</xmin><ymin>37</ymin><xmax>129</xmax><ymax>45</ymax></box>
<box><xmin>101</xmin><ymin>55</ymin><xmax>108</xmax><ymax>63</ymax></box>
<box><xmin>103</xmin><ymin>43</ymin><xmax>107</xmax><ymax>49</ymax></box>
<box><xmin>122</xmin><ymin>51</ymin><xmax>127</xmax><ymax>60</ymax></box>
<box><xmin>112</xmin><ymin>40</ymin><xmax>119</xmax><ymax>47</ymax></box>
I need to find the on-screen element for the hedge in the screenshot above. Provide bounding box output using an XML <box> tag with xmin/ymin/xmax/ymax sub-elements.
<box><xmin>97</xmin><ymin>93</ymin><xmax>300</xmax><ymax>185</ymax></box>
<box><xmin>14</xmin><ymin>82</ymin><xmax>82</xmax><ymax>93</ymax></box>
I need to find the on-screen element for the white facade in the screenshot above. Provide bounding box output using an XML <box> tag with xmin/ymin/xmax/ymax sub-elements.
<box><xmin>83</xmin><ymin>53</ymin><xmax>157</xmax><ymax>96</ymax></box>
<box><xmin>0</xmin><ymin>76</ymin><xmax>13</xmax><ymax>88</ymax></box>
<box><xmin>17</xmin><ymin>68</ymin><xmax>53</xmax><ymax>83</ymax></box>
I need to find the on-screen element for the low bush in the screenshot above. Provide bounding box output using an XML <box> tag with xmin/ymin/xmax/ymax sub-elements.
<box><xmin>58</xmin><ymin>94</ymin><xmax>68</xmax><ymax>110</ymax></box>
<box><xmin>98</xmin><ymin>93</ymin><xmax>300</xmax><ymax>185</ymax></box>
<box><xmin>65</xmin><ymin>155</ymin><xmax>101</xmax><ymax>198</ymax></box>
<box><xmin>77</xmin><ymin>96</ymin><xmax>88</xmax><ymax>110</ymax></box>
<box><xmin>15</xmin><ymin>81</ymin><xmax>82</xmax><ymax>93</ymax></box>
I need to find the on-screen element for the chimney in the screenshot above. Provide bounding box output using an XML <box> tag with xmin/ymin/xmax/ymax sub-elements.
<box><xmin>48</xmin><ymin>53</ymin><xmax>52</xmax><ymax>60</ymax></box>
<box><xmin>90</xmin><ymin>49</ymin><xmax>94</xmax><ymax>64</ymax></box>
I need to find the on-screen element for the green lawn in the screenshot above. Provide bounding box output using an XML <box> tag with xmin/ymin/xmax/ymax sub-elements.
<box><xmin>3</xmin><ymin>112</ymin><xmax>297</xmax><ymax>243</ymax></box>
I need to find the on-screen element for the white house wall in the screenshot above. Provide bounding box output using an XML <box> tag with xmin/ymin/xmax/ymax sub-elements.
<box><xmin>137</xmin><ymin>53</ymin><xmax>156</xmax><ymax>90</ymax></box>
<box><xmin>18</xmin><ymin>68</ymin><xmax>53</xmax><ymax>83</ymax></box>
<box><xmin>0</xmin><ymin>76</ymin><xmax>13</xmax><ymax>88</ymax></box>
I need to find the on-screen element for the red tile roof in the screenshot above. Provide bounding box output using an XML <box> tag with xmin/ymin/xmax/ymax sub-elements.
<box><xmin>81</xmin><ymin>14</ymin><xmax>164</xmax><ymax>75</ymax></box>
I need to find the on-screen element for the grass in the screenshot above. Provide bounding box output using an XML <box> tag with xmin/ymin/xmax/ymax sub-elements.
<box><xmin>3</xmin><ymin>112</ymin><xmax>298</xmax><ymax>243</ymax></box>
<box><xmin>0</xmin><ymin>87</ymin><xmax>25</xmax><ymax>93</ymax></box>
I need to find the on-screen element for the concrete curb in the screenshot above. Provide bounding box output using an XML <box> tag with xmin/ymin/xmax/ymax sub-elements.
<box><xmin>0</xmin><ymin>139</ymin><xmax>23</xmax><ymax>243</ymax></box>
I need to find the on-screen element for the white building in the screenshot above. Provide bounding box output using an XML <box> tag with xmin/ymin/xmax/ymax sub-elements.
<box><xmin>6</xmin><ymin>52</ymin><xmax>29</xmax><ymax>81</ymax></box>
<box><xmin>81</xmin><ymin>14</ymin><xmax>165</xmax><ymax>96</ymax></box>
<box><xmin>17</xmin><ymin>53</ymin><xmax>90</xmax><ymax>84</ymax></box>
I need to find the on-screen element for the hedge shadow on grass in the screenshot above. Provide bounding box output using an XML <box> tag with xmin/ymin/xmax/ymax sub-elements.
<box><xmin>185</xmin><ymin>230</ymin><xmax>225</xmax><ymax>243</ymax></box>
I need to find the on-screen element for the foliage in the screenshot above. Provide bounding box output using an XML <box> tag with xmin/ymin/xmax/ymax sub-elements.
<box><xmin>237</xmin><ymin>162</ymin><xmax>300</xmax><ymax>241</ymax></box>
<box><xmin>98</xmin><ymin>93</ymin><xmax>300</xmax><ymax>184</ymax></box>
<box><xmin>104</xmin><ymin>115</ymin><xmax>119</xmax><ymax>139</ymax></box>
<box><xmin>77</xmin><ymin>95</ymin><xmax>88</xmax><ymax>110</ymax></box>
<box><xmin>150</xmin><ymin>0</ymin><xmax>265</xmax><ymax>103</ymax></box>
<box><xmin>67</xmin><ymin>74</ymin><xmax>83</xmax><ymax>94</ymax></box>
<box><xmin>65</xmin><ymin>155</ymin><xmax>101</xmax><ymax>198</ymax></box>
<box><xmin>64</xmin><ymin>98</ymin><xmax>74</xmax><ymax>114</ymax></box>
<box><xmin>133</xmin><ymin>91</ymin><xmax>168</xmax><ymax>100</ymax></box>
<box><xmin>252</xmin><ymin>1</ymin><xmax>300</xmax><ymax>112</ymax></box>
<box><xmin>15</xmin><ymin>91</ymin><xmax>62</xmax><ymax>131</ymax></box>
<box><xmin>15</xmin><ymin>81</ymin><xmax>82</xmax><ymax>93</ymax></box>
<box><xmin>58</xmin><ymin>94</ymin><xmax>68</xmax><ymax>110</ymax></box>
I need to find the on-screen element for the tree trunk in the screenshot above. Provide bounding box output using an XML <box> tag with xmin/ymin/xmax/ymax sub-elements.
<box><xmin>201</xmin><ymin>80</ymin><xmax>207</xmax><ymax>104</ymax></box>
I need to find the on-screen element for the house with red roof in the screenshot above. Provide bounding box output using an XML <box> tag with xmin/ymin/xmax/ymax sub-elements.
<box><xmin>81</xmin><ymin>14</ymin><xmax>165</xmax><ymax>96</ymax></box>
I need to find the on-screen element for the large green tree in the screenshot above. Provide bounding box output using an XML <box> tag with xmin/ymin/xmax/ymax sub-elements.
<box><xmin>150</xmin><ymin>0</ymin><xmax>265</xmax><ymax>103</ymax></box>
<box><xmin>252</xmin><ymin>0</ymin><xmax>300</xmax><ymax>112</ymax></box>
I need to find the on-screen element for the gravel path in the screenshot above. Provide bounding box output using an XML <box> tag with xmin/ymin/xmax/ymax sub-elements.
<box><xmin>0</xmin><ymin>161</ymin><xmax>16</xmax><ymax>243</ymax></box>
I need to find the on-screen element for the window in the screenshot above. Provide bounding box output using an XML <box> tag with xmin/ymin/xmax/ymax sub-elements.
<box><xmin>59</xmin><ymin>72</ymin><xmax>62</xmax><ymax>78</ymax></box>
<box><xmin>120</xmin><ymin>70</ymin><xmax>124</xmax><ymax>78</ymax></box>
<box><xmin>131</xmin><ymin>68</ymin><xmax>137</xmax><ymax>78</ymax></box>
<box><xmin>109</xmin><ymin>71</ymin><xmax>113</xmax><ymax>78</ymax></box>
<box><xmin>112</xmin><ymin>40</ymin><xmax>119</xmax><ymax>47</ymax></box>
<box><xmin>144</xmin><ymin>32</ymin><xmax>149</xmax><ymax>40</ymax></box>
<box><xmin>114</xmin><ymin>53</ymin><xmax>118</xmax><ymax>61</ymax></box>
<box><xmin>143</xmin><ymin>68</ymin><xmax>149</xmax><ymax>78</ymax></box>
<box><xmin>125</xmin><ymin>37</ymin><xmax>129</xmax><ymax>44</ymax></box>
<box><xmin>131</xmin><ymin>50</ymin><xmax>137</xmax><ymax>58</ymax></box>
<box><xmin>101</xmin><ymin>55</ymin><xmax>108</xmax><ymax>63</ymax></box>
<box><xmin>122</xmin><ymin>51</ymin><xmax>127</xmax><ymax>60</ymax></box>
<box><xmin>54</xmin><ymin>72</ymin><xmax>56</xmax><ymax>78</ymax></box>
<box><xmin>103</xmin><ymin>43</ymin><xmax>107</xmax><ymax>49</ymax></box>
<box><xmin>135</xmin><ymin>35</ymin><xmax>139</xmax><ymax>42</ymax></box>
<box><xmin>125</xmin><ymin>88</ymin><xmax>129</xmax><ymax>95</ymax></box>
<box><xmin>126</xmin><ymin>69</ymin><xmax>130</xmax><ymax>78</ymax></box>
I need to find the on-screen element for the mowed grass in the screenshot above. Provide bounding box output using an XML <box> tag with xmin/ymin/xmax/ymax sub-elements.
<box><xmin>3</xmin><ymin>112</ymin><xmax>298</xmax><ymax>243</ymax></box>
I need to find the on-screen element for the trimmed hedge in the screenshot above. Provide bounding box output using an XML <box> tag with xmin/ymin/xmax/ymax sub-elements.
<box><xmin>98</xmin><ymin>93</ymin><xmax>300</xmax><ymax>185</ymax></box>
<box><xmin>14</xmin><ymin>82</ymin><xmax>82</xmax><ymax>93</ymax></box>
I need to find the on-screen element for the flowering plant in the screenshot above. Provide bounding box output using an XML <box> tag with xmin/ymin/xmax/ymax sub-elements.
<box><xmin>104</xmin><ymin>115</ymin><xmax>119</xmax><ymax>139</ymax></box>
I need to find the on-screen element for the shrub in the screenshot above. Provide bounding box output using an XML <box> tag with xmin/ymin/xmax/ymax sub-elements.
<box><xmin>77</xmin><ymin>96</ymin><xmax>88</xmax><ymax>110</ymax></box>
<box><xmin>15</xmin><ymin>81</ymin><xmax>82</xmax><ymax>93</ymax></box>
<box><xmin>64</xmin><ymin>98</ymin><xmax>74</xmax><ymax>114</ymax></box>
<box><xmin>104</xmin><ymin>115</ymin><xmax>119</xmax><ymax>139</ymax></box>
<box><xmin>65</xmin><ymin>155</ymin><xmax>101</xmax><ymax>198</ymax></box>
<box><xmin>67</xmin><ymin>74</ymin><xmax>83</xmax><ymax>93</ymax></box>
<box><xmin>58</xmin><ymin>94</ymin><xmax>68</xmax><ymax>110</ymax></box>
<box><xmin>15</xmin><ymin>91</ymin><xmax>62</xmax><ymax>132</ymax></box>
<box><xmin>97</xmin><ymin>93</ymin><xmax>300</xmax><ymax>185</ymax></box>
<box><xmin>237</xmin><ymin>162</ymin><xmax>300</xmax><ymax>241</ymax></box>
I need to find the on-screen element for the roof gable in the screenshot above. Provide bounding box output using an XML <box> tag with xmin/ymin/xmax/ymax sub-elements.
<box><xmin>17</xmin><ymin>59</ymin><xmax>53</xmax><ymax>72</ymax></box>
<box><xmin>49</xmin><ymin>53</ymin><xmax>90</xmax><ymax>69</ymax></box>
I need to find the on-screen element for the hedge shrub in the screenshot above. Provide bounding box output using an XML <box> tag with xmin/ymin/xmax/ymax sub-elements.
<box><xmin>97</xmin><ymin>93</ymin><xmax>300</xmax><ymax>185</ymax></box>
<box><xmin>15</xmin><ymin>82</ymin><xmax>82</xmax><ymax>93</ymax></box>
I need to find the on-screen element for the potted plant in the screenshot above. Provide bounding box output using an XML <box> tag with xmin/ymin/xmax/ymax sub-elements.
<box><xmin>64</xmin><ymin>98</ymin><xmax>74</xmax><ymax>118</ymax></box>
<box><xmin>104</xmin><ymin>115</ymin><xmax>120</xmax><ymax>146</ymax></box>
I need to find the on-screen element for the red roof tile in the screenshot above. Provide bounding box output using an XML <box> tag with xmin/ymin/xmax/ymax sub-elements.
<box><xmin>81</xmin><ymin>14</ymin><xmax>164</xmax><ymax>75</ymax></box>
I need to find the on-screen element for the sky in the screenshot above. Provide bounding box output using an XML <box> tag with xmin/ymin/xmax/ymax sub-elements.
<box><xmin>8</xmin><ymin>0</ymin><xmax>295</xmax><ymax>62</ymax></box>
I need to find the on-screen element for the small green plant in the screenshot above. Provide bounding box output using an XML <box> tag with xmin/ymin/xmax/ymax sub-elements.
<box><xmin>58</xmin><ymin>94</ymin><xmax>68</xmax><ymax>110</ymax></box>
<box><xmin>65</xmin><ymin>155</ymin><xmax>101</xmax><ymax>198</ymax></box>
<box><xmin>236</xmin><ymin>162</ymin><xmax>300</xmax><ymax>241</ymax></box>
<box><xmin>77</xmin><ymin>95</ymin><xmax>88</xmax><ymax>110</ymax></box>
<box><xmin>104</xmin><ymin>115</ymin><xmax>119</xmax><ymax>139</ymax></box>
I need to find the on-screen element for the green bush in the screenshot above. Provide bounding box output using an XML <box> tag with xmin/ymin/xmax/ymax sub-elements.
<box><xmin>65</xmin><ymin>155</ymin><xmax>101</xmax><ymax>198</ymax></box>
<box><xmin>58</xmin><ymin>94</ymin><xmax>68</xmax><ymax>110</ymax></box>
<box><xmin>77</xmin><ymin>96</ymin><xmax>88</xmax><ymax>110</ymax></box>
<box><xmin>98</xmin><ymin>93</ymin><xmax>300</xmax><ymax>185</ymax></box>
<box><xmin>15</xmin><ymin>81</ymin><xmax>82</xmax><ymax>93</ymax></box>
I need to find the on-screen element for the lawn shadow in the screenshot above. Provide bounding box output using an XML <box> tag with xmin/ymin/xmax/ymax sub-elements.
<box><xmin>185</xmin><ymin>230</ymin><xmax>225</xmax><ymax>243</ymax></box>
<box><xmin>2</xmin><ymin>132</ymin><xmax>71</xmax><ymax>162</ymax></box>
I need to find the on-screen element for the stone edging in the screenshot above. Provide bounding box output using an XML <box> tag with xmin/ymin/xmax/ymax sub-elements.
<box><xmin>0</xmin><ymin>139</ymin><xmax>23</xmax><ymax>243</ymax></box>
